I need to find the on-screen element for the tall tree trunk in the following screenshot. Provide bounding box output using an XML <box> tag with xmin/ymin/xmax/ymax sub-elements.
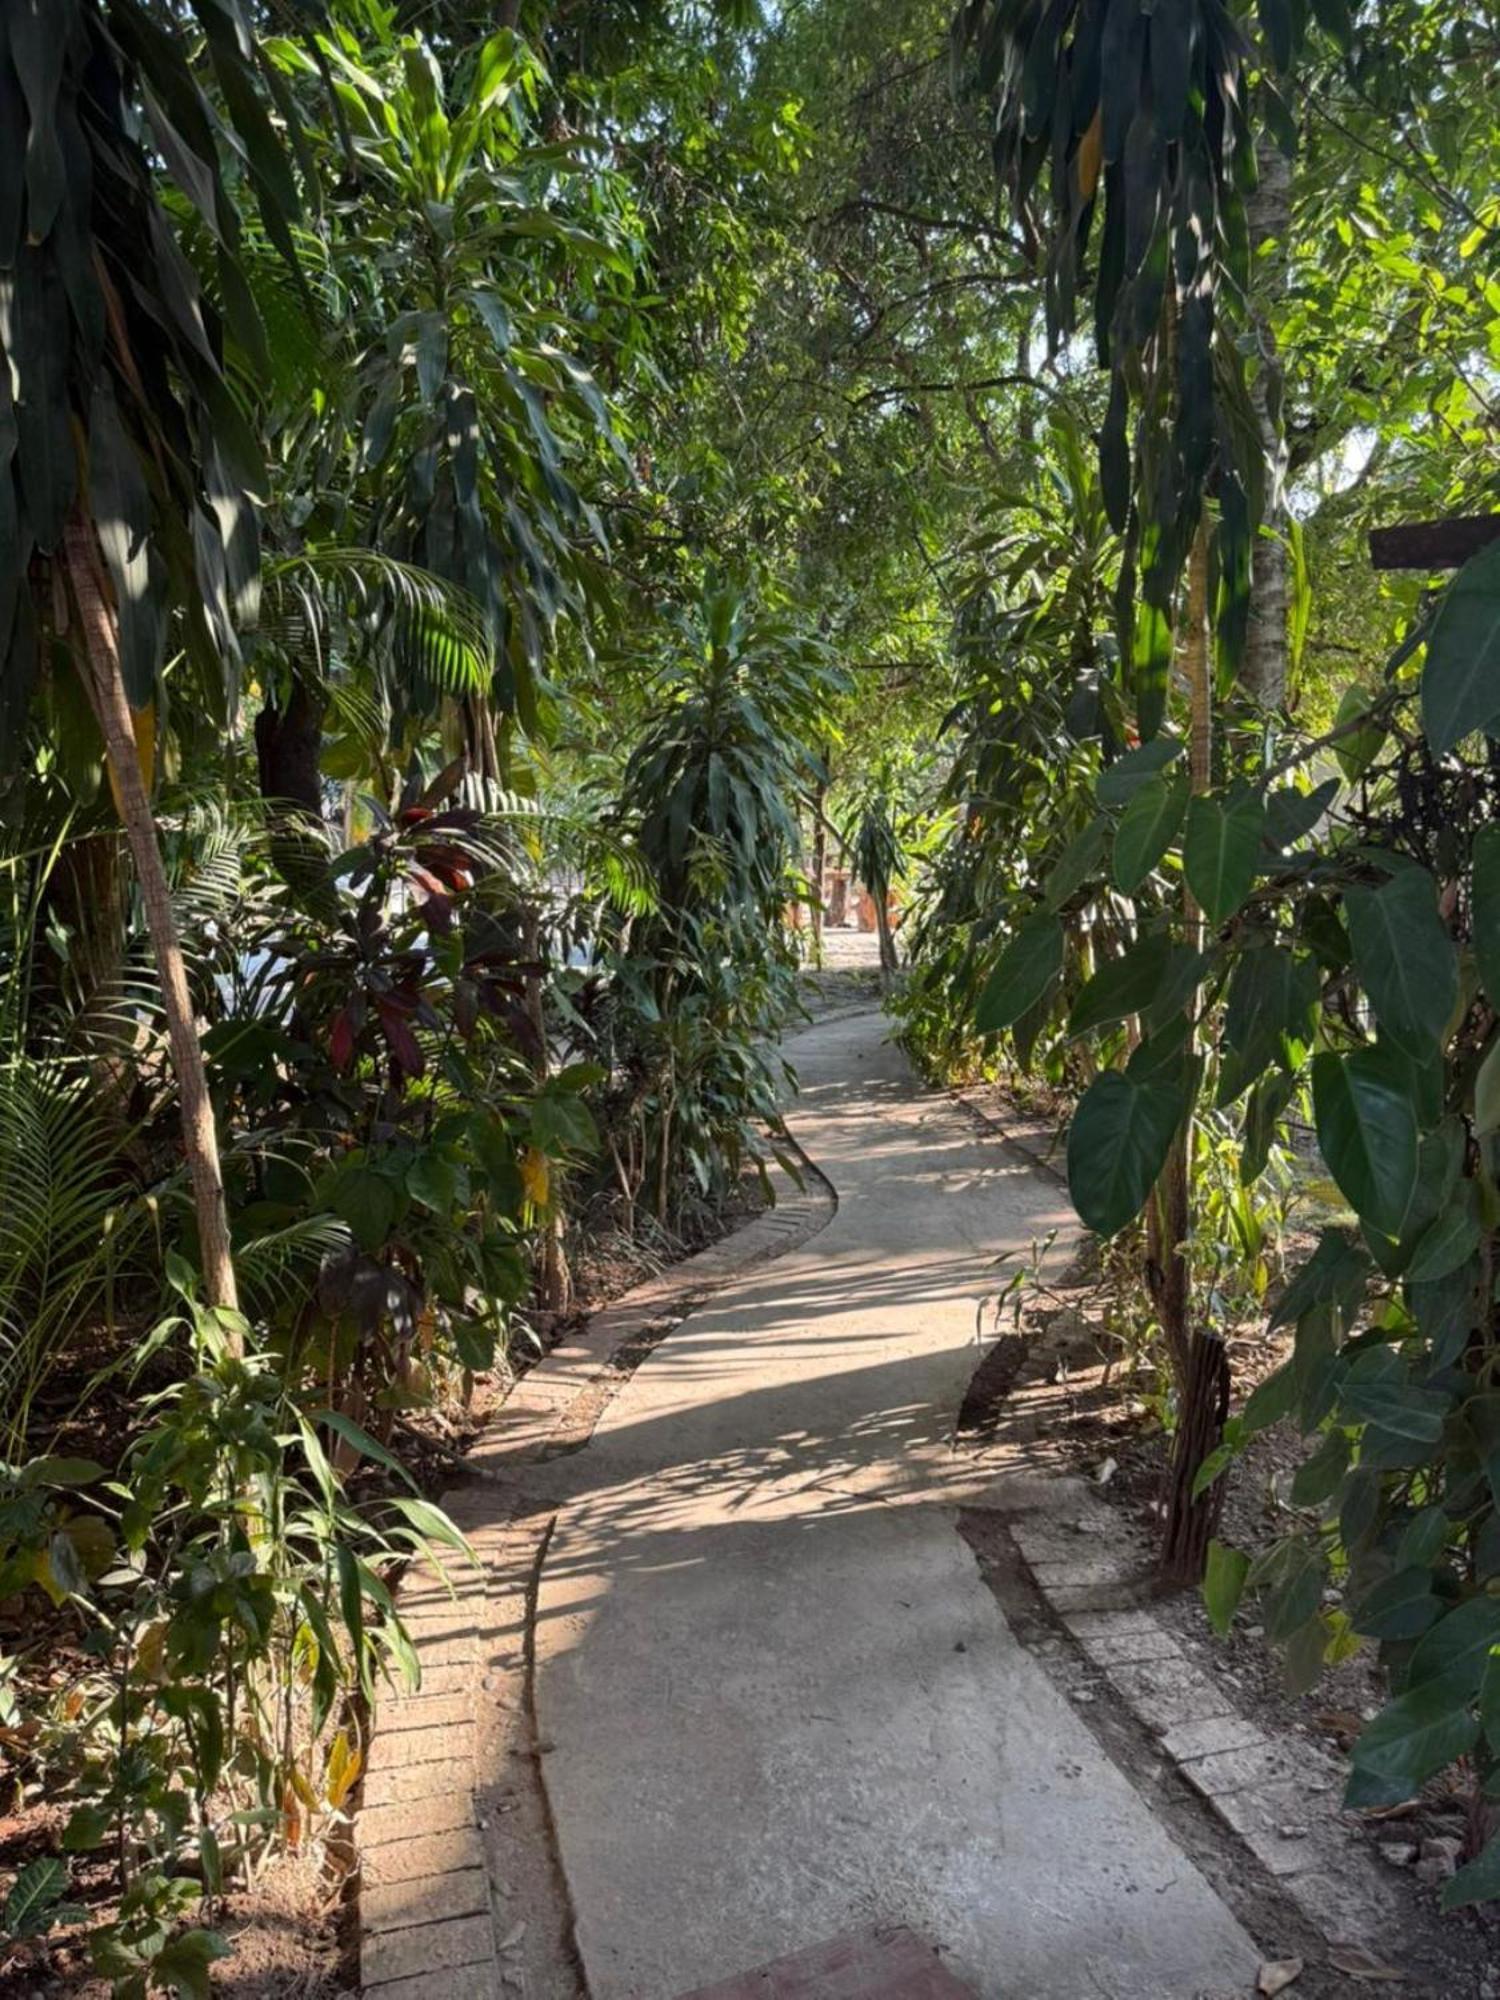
<box><xmin>521</xmin><ymin>905</ymin><xmax>571</xmax><ymax>1315</ymax></box>
<box><xmin>63</xmin><ymin>515</ymin><xmax>240</xmax><ymax>1320</ymax></box>
<box><xmin>1159</xmin><ymin>517</ymin><xmax>1227</xmax><ymax>1585</ymax></box>
<box><xmin>1243</xmin><ymin>138</ymin><xmax>1293</xmax><ymax>710</ymax></box>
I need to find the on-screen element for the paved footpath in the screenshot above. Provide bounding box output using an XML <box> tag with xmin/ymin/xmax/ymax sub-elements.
<box><xmin>529</xmin><ymin>1014</ymin><xmax>1261</xmax><ymax>2000</ymax></box>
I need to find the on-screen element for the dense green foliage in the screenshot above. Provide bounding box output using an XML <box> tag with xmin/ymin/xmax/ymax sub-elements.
<box><xmin>2</xmin><ymin>0</ymin><xmax>1500</xmax><ymax>1982</ymax></box>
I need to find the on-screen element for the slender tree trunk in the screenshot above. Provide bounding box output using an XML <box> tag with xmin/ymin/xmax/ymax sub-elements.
<box><xmin>63</xmin><ymin>514</ymin><xmax>240</xmax><ymax>1319</ymax></box>
<box><xmin>521</xmin><ymin>904</ymin><xmax>571</xmax><ymax>1315</ymax></box>
<box><xmin>1159</xmin><ymin>517</ymin><xmax>1227</xmax><ymax>1585</ymax></box>
<box><xmin>1243</xmin><ymin>138</ymin><xmax>1292</xmax><ymax>710</ymax></box>
<box><xmin>873</xmin><ymin>886</ymin><xmax>898</xmax><ymax>986</ymax></box>
<box><xmin>809</xmin><ymin>772</ymin><xmax>828</xmax><ymax>969</ymax></box>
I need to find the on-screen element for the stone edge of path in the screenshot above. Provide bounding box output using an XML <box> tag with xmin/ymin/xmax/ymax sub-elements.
<box><xmin>950</xmin><ymin>1084</ymin><xmax>1401</xmax><ymax>1975</ymax></box>
<box><xmin>354</xmin><ymin>1035</ymin><xmax>850</xmax><ymax>1998</ymax></box>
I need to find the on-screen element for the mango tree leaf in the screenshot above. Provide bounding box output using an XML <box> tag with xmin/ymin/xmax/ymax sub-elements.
<box><xmin>1113</xmin><ymin>769</ymin><xmax>1188</xmax><ymax>891</ymax></box>
<box><xmin>977</xmin><ymin>912</ymin><xmax>1064</xmax><ymax>1033</ymax></box>
<box><xmin>1184</xmin><ymin>789</ymin><xmax>1264</xmax><ymax>924</ymax></box>
<box><xmin>1312</xmin><ymin>1048</ymin><xmax>1418</xmax><ymax>1237</ymax></box>
<box><xmin>1066</xmin><ymin>1068</ymin><xmax>1184</xmax><ymax>1236</ymax></box>
<box><xmin>1344</xmin><ymin>868</ymin><xmax>1456</xmax><ymax>1057</ymax></box>
<box><xmin>1203</xmin><ymin>1538</ymin><xmax>1249</xmax><ymax>1636</ymax></box>
<box><xmin>1421</xmin><ymin>538</ymin><xmax>1500</xmax><ymax>755</ymax></box>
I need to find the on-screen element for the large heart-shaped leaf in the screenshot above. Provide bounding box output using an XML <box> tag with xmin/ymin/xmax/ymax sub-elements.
<box><xmin>1421</xmin><ymin>538</ymin><xmax>1500</xmax><ymax>755</ymax></box>
<box><xmin>1472</xmin><ymin>822</ymin><xmax>1500</xmax><ymax>1007</ymax></box>
<box><xmin>1066</xmin><ymin>1068</ymin><xmax>1184</xmax><ymax>1236</ymax></box>
<box><xmin>976</xmin><ymin>911</ymin><xmax>1064</xmax><ymax>1034</ymax></box>
<box><xmin>1069</xmin><ymin>934</ymin><xmax>1201</xmax><ymax>1037</ymax></box>
<box><xmin>1096</xmin><ymin>734</ymin><xmax>1182</xmax><ymax>806</ymax></box>
<box><xmin>1113</xmin><ymin>769</ymin><xmax>1188</xmax><ymax>891</ymax></box>
<box><xmin>1045</xmin><ymin>816</ymin><xmax>1108</xmax><ymax>910</ymax></box>
<box><xmin>1407</xmin><ymin>1596</ymin><xmax>1500</xmax><ymax>1693</ymax></box>
<box><xmin>1224</xmin><ymin>944</ymin><xmax>1320</xmax><ymax>1083</ymax></box>
<box><xmin>1344</xmin><ymin>867</ymin><xmax>1456</xmax><ymax>1057</ymax></box>
<box><xmin>1184</xmin><ymin>789</ymin><xmax>1265</xmax><ymax>924</ymax></box>
<box><xmin>1312</xmin><ymin>1047</ymin><xmax>1418</xmax><ymax>1238</ymax></box>
<box><xmin>1347</xmin><ymin>1676</ymin><xmax>1479</xmax><ymax>1807</ymax></box>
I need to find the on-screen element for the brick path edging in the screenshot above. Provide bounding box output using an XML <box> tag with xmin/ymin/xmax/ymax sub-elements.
<box><xmin>354</xmin><ymin>1117</ymin><xmax>841</xmax><ymax>1996</ymax></box>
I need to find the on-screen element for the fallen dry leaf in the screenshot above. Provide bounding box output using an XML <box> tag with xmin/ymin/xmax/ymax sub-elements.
<box><xmin>1327</xmin><ymin>1943</ymin><xmax>1403</xmax><ymax>1981</ymax></box>
<box><xmin>1257</xmin><ymin>1959</ymin><xmax>1303</xmax><ymax>1997</ymax></box>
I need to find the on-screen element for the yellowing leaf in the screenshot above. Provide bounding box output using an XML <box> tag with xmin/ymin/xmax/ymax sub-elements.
<box><xmin>1077</xmin><ymin>108</ymin><xmax>1102</xmax><ymax>201</ymax></box>
<box><xmin>519</xmin><ymin>1144</ymin><xmax>549</xmax><ymax>1208</ymax></box>
<box><xmin>325</xmin><ymin>1728</ymin><xmax>364</xmax><ymax>1810</ymax></box>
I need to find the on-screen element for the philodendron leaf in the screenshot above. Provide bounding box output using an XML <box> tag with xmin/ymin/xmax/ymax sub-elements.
<box><xmin>1346</xmin><ymin>1676</ymin><xmax>1479</xmax><ymax>1808</ymax></box>
<box><xmin>976</xmin><ymin>912</ymin><xmax>1064</xmax><ymax>1034</ymax></box>
<box><xmin>1066</xmin><ymin>1067</ymin><xmax>1184</xmax><ymax>1236</ymax></box>
<box><xmin>1443</xmin><ymin>1832</ymin><xmax>1500</xmax><ymax>1912</ymax></box>
<box><xmin>1045</xmin><ymin>816</ymin><xmax>1108</xmax><ymax>910</ymax></box>
<box><xmin>1332</xmin><ymin>684</ymin><xmax>1387</xmax><ymax>784</ymax></box>
<box><xmin>1113</xmin><ymin>769</ymin><xmax>1188</xmax><ymax>892</ymax></box>
<box><xmin>1203</xmin><ymin>1538</ymin><xmax>1249</xmax><ymax>1636</ymax></box>
<box><xmin>1421</xmin><ymin>537</ymin><xmax>1500</xmax><ymax>755</ymax></box>
<box><xmin>1344</xmin><ymin>867</ymin><xmax>1456</xmax><ymax>1058</ymax></box>
<box><xmin>1472</xmin><ymin>822</ymin><xmax>1500</xmax><ymax>1007</ymax></box>
<box><xmin>1312</xmin><ymin>1047</ymin><xmax>1418</xmax><ymax>1238</ymax></box>
<box><xmin>1184</xmin><ymin>788</ymin><xmax>1265</xmax><ymax>925</ymax></box>
<box><xmin>1096</xmin><ymin>734</ymin><xmax>1182</xmax><ymax>807</ymax></box>
<box><xmin>1068</xmin><ymin>933</ymin><xmax>1200</xmax><ymax>1037</ymax></box>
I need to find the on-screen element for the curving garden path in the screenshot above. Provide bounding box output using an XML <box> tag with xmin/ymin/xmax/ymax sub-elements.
<box><xmin>523</xmin><ymin>1012</ymin><xmax>1261</xmax><ymax>2000</ymax></box>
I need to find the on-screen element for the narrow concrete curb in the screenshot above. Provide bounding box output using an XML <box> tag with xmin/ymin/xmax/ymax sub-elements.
<box><xmin>998</xmin><ymin>1496</ymin><xmax>1391</xmax><ymax>1952</ymax></box>
<box><xmin>355</xmin><ymin>1086</ymin><xmax>844</xmax><ymax>1996</ymax></box>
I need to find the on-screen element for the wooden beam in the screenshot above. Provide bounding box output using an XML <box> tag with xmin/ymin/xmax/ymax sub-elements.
<box><xmin>1367</xmin><ymin>514</ymin><xmax>1500</xmax><ymax>572</ymax></box>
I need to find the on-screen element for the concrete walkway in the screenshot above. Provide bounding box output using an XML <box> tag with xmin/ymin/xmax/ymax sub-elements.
<box><xmin>530</xmin><ymin>1014</ymin><xmax>1261</xmax><ymax>2000</ymax></box>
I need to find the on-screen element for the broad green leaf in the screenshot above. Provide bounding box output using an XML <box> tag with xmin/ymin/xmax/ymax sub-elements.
<box><xmin>1066</xmin><ymin>1068</ymin><xmax>1184</xmax><ymax>1236</ymax></box>
<box><xmin>1290</xmin><ymin>1428</ymin><xmax>1349</xmax><ymax>1507</ymax></box>
<box><xmin>3</xmin><ymin>1857</ymin><xmax>70</xmax><ymax>1939</ymax></box>
<box><xmin>1338</xmin><ymin>1361</ymin><xmax>1449</xmax><ymax>1443</ymax></box>
<box><xmin>1096</xmin><ymin>734</ymin><xmax>1182</xmax><ymax>806</ymax></box>
<box><xmin>1269</xmin><ymin>1229</ymin><xmax>1371</xmax><ymax>1330</ymax></box>
<box><xmin>1284</xmin><ymin>1613</ymin><xmax>1330</xmax><ymax>1695</ymax></box>
<box><xmin>1069</xmin><ymin>934</ymin><xmax>1199</xmax><ymax>1037</ymax></box>
<box><xmin>1183</xmin><ymin>789</ymin><xmax>1264</xmax><ymax>925</ymax></box>
<box><xmin>1476</xmin><ymin>1036</ymin><xmax>1500</xmax><ymax>1137</ymax></box>
<box><xmin>1421</xmin><ymin>538</ymin><xmax>1500</xmax><ymax>755</ymax></box>
<box><xmin>1112</xmin><ymin>770</ymin><xmax>1188</xmax><ymax>891</ymax></box>
<box><xmin>976</xmin><ymin>913</ymin><xmax>1064</xmax><ymax>1034</ymax></box>
<box><xmin>1263</xmin><ymin>777</ymin><xmax>1338</xmax><ymax>852</ymax></box>
<box><xmin>1407</xmin><ymin>1595</ymin><xmax>1500</xmax><ymax>1693</ymax></box>
<box><xmin>1045</xmin><ymin>817</ymin><xmax>1108</xmax><ymax>910</ymax></box>
<box><xmin>1242</xmin><ymin>1360</ymin><xmax>1298</xmax><ymax>1433</ymax></box>
<box><xmin>1265</xmin><ymin>1544</ymin><xmax>1325</xmax><ymax>1641</ymax></box>
<box><xmin>1395</xmin><ymin>1504</ymin><xmax>1451</xmax><ymax>1573</ymax></box>
<box><xmin>1203</xmin><ymin>1538</ymin><xmax>1249</xmax><ymax>1636</ymax></box>
<box><xmin>1443</xmin><ymin>1832</ymin><xmax>1500</xmax><ymax>1912</ymax></box>
<box><xmin>1352</xmin><ymin>1565</ymin><xmax>1443</xmax><ymax>1642</ymax></box>
<box><xmin>1407</xmin><ymin>1187</ymin><xmax>1481</xmax><ymax>1284</ymax></box>
<box><xmin>1347</xmin><ymin>1676</ymin><xmax>1479</xmax><ymax>1806</ymax></box>
<box><xmin>1331</xmin><ymin>684</ymin><xmax>1386</xmax><ymax>784</ymax></box>
<box><xmin>1223</xmin><ymin>945</ymin><xmax>1320</xmax><ymax>1085</ymax></box>
<box><xmin>1312</xmin><ymin>1048</ymin><xmax>1418</xmax><ymax>1238</ymax></box>
<box><xmin>1344</xmin><ymin>868</ymin><xmax>1456</xmax><ymax>1057</ymax></box>
<box><xmin>1472</xmin><ymin>823</ymin><xmax>1500</xmax><ymax>1006</ymax></box>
